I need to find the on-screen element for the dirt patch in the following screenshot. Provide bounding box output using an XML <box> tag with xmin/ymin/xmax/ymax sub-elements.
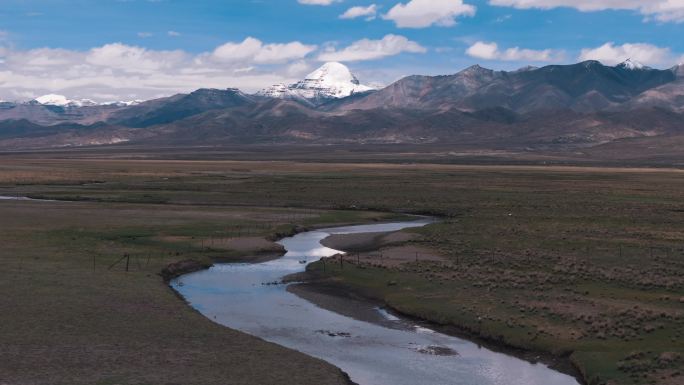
<box><xmin>321</xmin><ymin>230</ymin><xmax>419</xmax><ymax>252</ymax></box>
<box><xmin>156</xmin><ymin>235</ymin><xmax>285</xmax><ymax>256</ymax></box>
<box><xmin>160</xmin><ymin>259</ymin><xmax>211</xmax><ymax>282</ymax></box>
<box><xmin>288</xmin><ymin>283</ymin><xmax>394</xmax><ymax>326</ymax></box>
<box><xmin>220</xmin><ymin>236</ymin><xmax>285</xmax><ymax>253</ymax></box>
<box><xmin>321</xmin><ymin>229</ymin><xmax>443</xmax><ymax>268</ymax></box>
<box><xmin>362</xmin><ymin>245</ymin><xmax>444</xmax><ymax>267</ymax></box>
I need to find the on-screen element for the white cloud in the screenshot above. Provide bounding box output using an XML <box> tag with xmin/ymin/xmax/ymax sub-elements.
<box><xmin>5</xmin><ymin>48</ymin><xmax>81</xmax><ymax>69</ymax></box>
<box><xmin>466</xmin><ymin>41</ymin><xmax>562</xmax><ymax>62</ymax></box>
<box><xmin>86</xmin><ymin>43</ymin><xmax>186</xmax><ymax>73</ymax></box>
<box><xmin>167</xmin><ymin>31</ymin><xmax>181</xmax><ymax>37</ymax></box>
<box><xmin>466</xmin><ymin>42</ymin><xmax>498</xmax><ymax>60</ymax></box>
<box><xmin>317</xmin><ymin>34</ymin><xmax>427</xmax><ymax>62</ymax></box>
<box><xmin>137</xmin><ymin>32</ymin><xmax>153</xmax><ymax>38</ymax></box>
<box><xmin>0</xmin><ymin>38</ymin><xmax>323</xmax><ymax>101</ymax></box>
<box><xmin>254</xmin><ymin>41</ymin><xmax>317</xmax><ymax>64</ymax></box>
<box><xmin>383</xmin><ymin>0</ymin><xmax>476</xmax><ymax>28</ymax></box>
<box><xmin>233</xmin><ymin>66</ymin><xmax>254</xmax><ymax>74</ymax></box>
<box><xmin>578</xmin><ymin>42</ymin><xmax>675</xmax><ymax>66</ymax></box>
<box><xmin>285</xmin><ymin>60</ymin><xmax>312</xmax><ymax>76</ymax></box>
<box><xmin>210</xmin><ymin>37</ymin><xmax>316</xmax><ymax>64</ymax></box>
<box><xmin>494</xmin><ymin>14</ymin><xmax>512</xmax><ymax>22</ymax></box>
<box><xmin>489</xmin><ymin>0</ymin><xmax>684</xmax><ymax>23</ymax></box>
<box><xmin>340</xmin><ymin>4</ymin><xmax>378</xmax><ymax>20</ymax></box>
<box><xmin>298</xmin><ymin>0</ymin><xmax>340</xmax><ymax>5</ymax></box>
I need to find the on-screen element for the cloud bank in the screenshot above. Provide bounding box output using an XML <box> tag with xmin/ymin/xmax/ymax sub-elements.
<box><xmin>578</xmin><ymin>42</ymin><xmax>678</xmax><ymax>66</ymax></box>
<box><xmin>466</xmin><ymin>41</ymin><xmax>562</xmax><ymax>62</ymax></box>
<box><xmin>489</xmin><ymin>0</ymin><xmax>684</xmax><ymax>23</ymax></box>
<box><xmin>340</xmin><ymin>5</ymin><xmax>378</xmax><ymax>20</ymax></box>
<box><xmin>318</xmin><ymin>34</ymin><xmax>427</xmax><ymax>62</ymax></box>
<box><xmin>0</xmin><ymin>33</ymin><xmax>428</xmax><ymax>101</ymax></box>
<box><xmin>383</xmin><ymin>0</ymin><xmax>476</xmax><ymax>28</ymax></box>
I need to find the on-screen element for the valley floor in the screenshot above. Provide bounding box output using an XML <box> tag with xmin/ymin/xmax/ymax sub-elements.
<box><xmin>0</xmin><ymin>148</ymin><xmax>682</xmax><ymax>385</ymax></box>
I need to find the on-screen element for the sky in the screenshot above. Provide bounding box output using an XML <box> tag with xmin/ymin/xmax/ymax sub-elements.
<box><xmin>0</xmin><ymin>0</ymin><xmax>683</xmax><ymax>102</ymax></box>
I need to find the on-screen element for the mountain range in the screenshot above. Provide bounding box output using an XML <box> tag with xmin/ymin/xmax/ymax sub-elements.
<box><xmin>0</xmin><ymin>60</ymin><xmax>683</xmax><ymax>155</ymax></box>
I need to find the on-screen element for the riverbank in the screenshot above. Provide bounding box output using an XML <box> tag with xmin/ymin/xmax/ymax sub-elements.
<box><xmin>174</xmin><ymin>218</ymin><xmax>580</xmax><ymax>385</ymax></box>
<box><xmin>299</xmin><ymin>224</ymin><xmax>683</xmax><ymax>385</ymax></box>
<box><xmin>291</xmin><ymin>229</ymin><xmax>584</xmax><ymax>382</ymax></box>
<box><xmin>0</xmin><ymin>197</ymin><xmax>394</xmax><ymax>385</ymax></box>
<box><xmin>2</xmin><ymin>154</ymin><xmax>681</xmax><ymax>385</ymax></box>
<box><xmin>290</xmin><ymin>277</ymin><xmax>583</xmax><ymax>382</ymax></box>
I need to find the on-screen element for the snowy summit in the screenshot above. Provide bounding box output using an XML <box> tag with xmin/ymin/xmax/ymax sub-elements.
<box><xmin>258</xmin><ymin>62</ymin><xmax>374</xmax><ymax>105</ymax></box>
<box><xmin>30</xmin><ymin>94</ymin><xmax>141</xmax><ymax>107</ymax></box>
<box><xmin>33</xmin><ymin>94</ymin><xmax>98</xmax><ymax>107</ymax></box>
<box><xmin>617</xmin><ymin>59</ymin><xmax>647</xmax><ymax>70</ymax></box>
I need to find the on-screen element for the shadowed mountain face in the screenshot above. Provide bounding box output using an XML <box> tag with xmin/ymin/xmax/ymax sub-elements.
<box><xmin>0</xmin><ymin>61</ymin><xmax>683</xmax><ymax>154</ymax></box>
<box><xmin>333</xmin><ymin>61</ymin><xmax>678</xmax><ymax>113</ymax></box>
<box><xmin>0</xmin><ymin>102</ymin><xmax>126</xmax><ymax>126</ymax></box>
<box><xmin>106</xmin><ymin>88</ymin><xmax>256</xmax><ymax>127</ymax></box>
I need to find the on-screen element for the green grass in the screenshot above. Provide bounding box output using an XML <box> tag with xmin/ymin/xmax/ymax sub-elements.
<box><xmin>1</xmin><ymin>156</ymin><xmax>683</xmax><ymax>385</ymax></box>
<box><xmin>0</xmin><ymin>197</ymin><xmax>396</xmax><ymax>385</ymax></box>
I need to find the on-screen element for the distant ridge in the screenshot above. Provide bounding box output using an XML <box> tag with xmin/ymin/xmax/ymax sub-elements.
<box><xmin>0</xmin><ymin>60</ymin><xmax>683</xmax><ymax>152</ymax></box>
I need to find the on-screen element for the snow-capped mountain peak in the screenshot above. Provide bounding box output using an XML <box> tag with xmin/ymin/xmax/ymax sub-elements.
<box><xmin>30</xmin><ymin>94</ymin><xmax>142</xmax><ymax>107</ymax></box>
<box><xmin>34</xmin><ymin>94</ymin><xmax>72</xmax><ymax>106</ymax></box>
<box><xmin>617</xmin><ymin>59</ymin><xmax>647</xmax><ymax>70</ymax></box>
<box><xmin>33</xmin><ymin>94</ymin><xmax>98</xmax><ymax>107</ymax></box>
<box><xmin>302</xmin><ymin>62</ymin><xmax>364</xmax><ymax>87</ymax></box>
<box><xmin>102</xmin><ymin>100</ymin><xmax>143</xmax><ymax>107</ymax></box>
<box><xmin>258</xmin><ymin>62</ymin><xmax>375</xmax><ymax>105</ymax></box>
<box><xmin>257</xmin><ymin>83</ymin><xmax>291</xmax><ymax>99</ymax></box>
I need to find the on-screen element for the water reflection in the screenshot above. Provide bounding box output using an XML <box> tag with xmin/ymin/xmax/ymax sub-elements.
<box><xmin>173</xmin><ymin>220</ymin><xmax>579</xmax><ymax>385</ymax></box>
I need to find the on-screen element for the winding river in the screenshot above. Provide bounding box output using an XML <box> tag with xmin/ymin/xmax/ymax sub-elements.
<box><xmin>0</xmin><ymin>195</ymin><xmax>40</xmax><ymax>200</ymax></box>
<box><xmin>172</xmin><ymin>219</ymin><xmax>580</xmax><ymax>385</ymax></box>
<box><xmin>0</xmin><ymin>195</ymin><xmax>57</xmax><ymax>202</ymax></box>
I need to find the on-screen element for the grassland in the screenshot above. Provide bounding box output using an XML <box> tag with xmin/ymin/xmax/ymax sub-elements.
<box><xmin>0</xmin><ymin>159</ymin><xmax>405</xmax><ymax>385</ymax></box>
<box><xmin>1</xmin><ymin>151</ymin><xmax>683</xmax><ymax>385</ymax></box>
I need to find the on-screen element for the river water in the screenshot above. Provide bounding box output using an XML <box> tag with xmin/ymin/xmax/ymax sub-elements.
<box><xmin>0</xmin><ymin>195</ymin><xmax>35</xmax><ymax>200</ymax></box>
<box><xmin>0</xmin><ymin>195</ymin><xmax>54</xmax><ymax>201</ymax></box>
<box><xmin>172</xmin><ymin>219</ymin><xmax>580</xmax><ymax>385</ymax></box>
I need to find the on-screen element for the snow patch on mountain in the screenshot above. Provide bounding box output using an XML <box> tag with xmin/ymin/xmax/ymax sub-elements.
<box><xmin>617</xmin><ymin>59</ymin><xmax>647</xmax><ymax>70</ymax></box>
<box><xmin>102</xmin><ymin>100</ymin><xmax>143</xmax><ymax>107</ymax></box>
<box><xmin>257</xmin><ymin>83</ymin><xmax>291</xmax><ymax>99</ymax></box>
<box><xmin>31</xmin><ymin>94</ymin><xmax>141</xmax><ymax>107</ymax></box>
<box><xmin>33</xmin><ymin>94</ymin><xmax>98</xmax><ymax>107</ymax></box>
<box><xmin>258</xmin><ymin>62</ymin><xmax>374</xmax><ymax>104</ymax></box>
<box><xmin>514</xmin><ymin>65</ymin><xmax>538</xmax><ymax>73</ymax></box>
<box><xmin>673</xmin><ymin>64</ymin><xmax>684</xmax><ymax>78</ymax></box>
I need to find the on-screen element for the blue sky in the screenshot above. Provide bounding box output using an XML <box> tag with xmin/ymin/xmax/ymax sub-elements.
<box><xmin>0</xmin><ymin>0</ymin><xmax>683</xmax><ymax>101</ymax></box>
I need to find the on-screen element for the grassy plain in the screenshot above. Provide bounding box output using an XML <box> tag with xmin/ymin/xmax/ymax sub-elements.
<box><xmin>0</xmin><ymin>158</ymin><xmax>404</xmax><ymax>385</ymax></box>
<box><xmin>1</xmin><ymin>150</ymin><xmax>683</xmax><ymax>385</ymax></box>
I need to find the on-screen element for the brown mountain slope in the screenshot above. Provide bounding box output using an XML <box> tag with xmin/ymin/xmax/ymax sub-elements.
<box><xmin>331</xmin><ymin>61</ymin><xmax>678</xmax><ymax>113</ymax></box>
